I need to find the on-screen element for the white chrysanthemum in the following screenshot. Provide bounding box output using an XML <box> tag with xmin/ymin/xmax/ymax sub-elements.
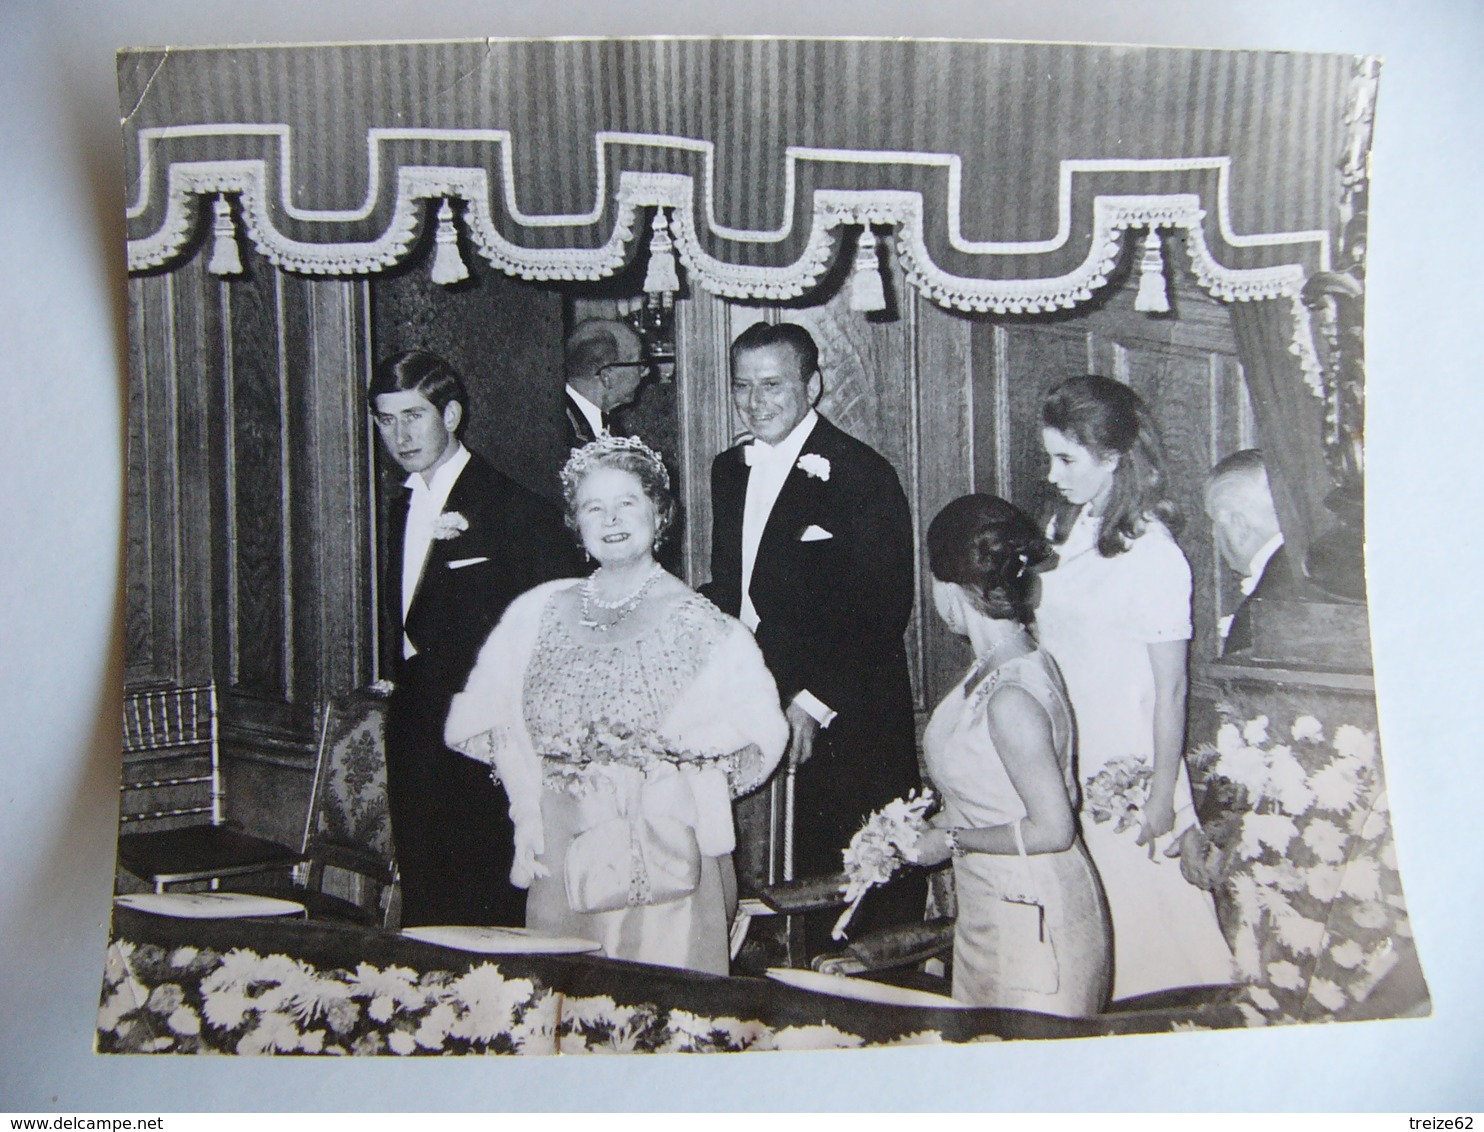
<box><xmin>200</xmin><ymin>948</ymin><xmax>267</xmax><ymax>995</ymax></box>
<box><xmin>169</xmin><ymin>947</ymin><xmax>200</xmax><ymax>967</ymax></box>
<box><xmin>449</xmin><ymin>965</ymin><xmax>535</xmax><ymax>1042</ymax></box>
<box><xmin>755</xmin><ymin>1023</ymin><xmax>865</xmax><ymax>1052</ymax></box>
<box><xmin>1338</xmin><ymin>857</ymin><xmax>1383</xmax><ymax>902</ymax></box>
<box><xmin>236</xmin><ymin>1011</ymin><xmax>302</xmax><ymax>1055</ymax></box>
<box><xmin>557</xmin><ymin>1030</ymin><xmax>592</xmax><ymax>1055</ymax></box>
<box><xmin>346</xmin><ymin>962</ymin><xmax>423</xmax><ymax>1018</ymax></box>
<box><xmin>284</xmin><ymin>971</ymin><xmax>355</xmax><ymax>1025</ymax></box>
<box><xmin>201</xmin><ymin>986</ymin><xmax>253</xmax><ymax>1031</ymax></box>
<box><xmin>508</xmin><ymin>1007</ymin><xmax>559</xmax><ymax>1055</ymax></box>
<box><xmin>1251</xmin><ymin>860</ymin><xmax>1306</xmax><ymax>893</ymax></box>
<box><xmin>1328</xmin><ymin>940</ymin><xmax>1365</xmax><ymax>970</ymax></box>
<box><xmin>1308</xmin><ymin>977</ymin><xmax>1348</xmax><ymax>1013</ymax></box>
<box><xmin>1274</xmin><ymin>911</ymin><xmax>1327</xmax><ymax>956</ymax></box>
<box><xmin>1309</xmin><ymin>762</ymin><xmax>1363</xmax><ymax>814</ymax></box>
<box><xmin>563</xmin><ymin>994</ymin><xmax>626</xmax><ymax>1029</ymax></box>
<box><xmin>414</xmin><ymin>1002</ymin><xmax>458</xmax><ymax>1050</ymax></box>
<box><xmin>98</xmin><ymin>985</ymin><xmax>145</xmax><ymax>1033</ymax></box>
<box><xmin>1242</xmin><ymin>715</ymin><xmax>1271</xmax><ymax>745</ymax></box>
<box><xmin>1291</xmin><ymin>716</ymin><xmax>1325</xmax><ymax>743</ymax></box>
<box><xmin>1216</xmin><ymin>722</ymin><xmax>1245</xmax><ymax>757</ymax></box>
<box><xmin>1246</xmin><ymin>985</ymin><xmax>1280</xmax><ymax>1012</ymax></box>
<box><xmin>166</xmin><ymin>1006</ymin><xmax>201</xmax><ymax>1036</ymax></box>
<box><xmin>660</xmin><ymin>1009</ymin><xmax>719</xmax><ymax>1052</ymax></box>
<box><xmin>297</xmin><ymin>1028</ymin><xmax>326</xmax><ymax>1054</ymax></box>
<box><xmin>1266</xmin><ymin>960</ymin><xmax>1305</xmax><ymax>991</ymax></box>
<box><xmin>1237</xmin><ymin>1003</ymin><xmax>1270</xmax><ymax>1028</ymax></box>
<box><xmin>1240</xmin><ymin>812</ymin><xmax>1298</xmax><ymax>859</ymax></box>
<box><xmin>1265</xmin><ymin>746</ymin><xmax>1316</xmax><ymax>815</ymax></box>
<box><xmin>387</xmin><ymin>1029</ymin><xmax>417</xmax><ymax>1056</ymax></box>
<box><xmin>1216</xmin><ymin>745</ymin><xmax>1270</xmax><ymax>798</ymax></box>
<box><xmin>1350</xmin><ymin>900</ymin><xmax>1391</xmax><ymax>931</ymax></box>
<box><xmin>1304</xmin><ymin>863</ymin><xmax>1342</xmax><ymax>902</ymax></box>
<box><xmin>1360</xmin><ymin>803</ymin><xmax>1390</xmax><ymax>841</ymax></box>
<box><xmin>1332</xmin><ymin>725</ymin><xmax>1377</xmax><ymax>767</ymax></box>
<box><xmin>1301</xmin><ymin>817</ymin><xmax>1349</xmax><ymax>864</ymax></box>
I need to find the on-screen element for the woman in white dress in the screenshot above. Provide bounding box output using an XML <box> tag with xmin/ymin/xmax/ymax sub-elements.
<box><xmin>1035</xmin><ymin>375</ymin><xmax>1233</xmax><ymax>1000</ymax></box>
<box><xmin>908</xmin><ymin>495</ymin><xmax>1111</xmax><ymax>1015</ymax></box>
<box><xmin>445</xmin><ymin>436</ymin><xmax>788</xmax><ymax>975</ymax></box>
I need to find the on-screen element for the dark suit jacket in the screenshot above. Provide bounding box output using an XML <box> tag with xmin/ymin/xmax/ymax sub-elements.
<box><xmin>704</xmin><ymin>415</ymin><xmax>919</xmax><ymax>864</ymax></box>
<box><xmin>563</xmin><ymin>390</ymin><xmax>604</xmax><ymax>455</ymax></box>
<box><xmin>1224</xmin><ymin>542</ymin><xmax>1299</xmax><ymax>656</ymax></box>
<box><xmin>385</xmin><ymin>450</ymin><xmax>576</xmax><ymax>707</ymax></box>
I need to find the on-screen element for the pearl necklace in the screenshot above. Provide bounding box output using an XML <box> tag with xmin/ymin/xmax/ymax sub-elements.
<box><xmin>580</xmin><ymin>563</ymin><xmax>664</xmax><ymax>631</ymax></box>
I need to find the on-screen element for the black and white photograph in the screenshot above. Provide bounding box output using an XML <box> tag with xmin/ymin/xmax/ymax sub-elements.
<box><xmin>2</xmin><ymin>0</ymin><xmax>1480</xmax><ymax>1112</ymax></box>
<box><xmin>95</xmin><ymin>34</ymin><xmax>1429</xmax><ymax>1054</ymax></box>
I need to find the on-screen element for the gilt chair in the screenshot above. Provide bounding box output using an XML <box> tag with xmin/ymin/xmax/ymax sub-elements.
<box><xmin>116</xmin><ymin>683</ymin><xmax>304</xmax><ymax>892</ymax></box>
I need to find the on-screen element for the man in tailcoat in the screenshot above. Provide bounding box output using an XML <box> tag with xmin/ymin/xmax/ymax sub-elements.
<box><xmin>1204</xmin><ymin>449</ymin><xmax>1300</xmax><ymax>657</ymax></box>
<box><xmin>704</xmin><ymin>322</ymin><xmax>924</xmax><ymax>954</ymax></box>
<box><xmin>371</xmin><ymin>350</ymin><xmax>574</xmax><ymax>927</ymax></box>
<box><xmin>561</xmin><ymin>318</ymin><xmax>647</xmax><ymax>451</ymax></box>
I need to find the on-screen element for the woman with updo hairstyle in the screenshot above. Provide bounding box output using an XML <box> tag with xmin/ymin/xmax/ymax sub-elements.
<box><xmin>906</xmin><ymin>494</ymin><xmax>1111</xmax><ymax>1015</ymax></box>
<box><xmin>1035</xmin><ymin>375</ymin><xmax>1233</xmax><ymax>1000</ymax></box>
<box><xmin>446</xmin><ymin>435</ymin><xmax>786</xmax><ymax>974</ymax></box>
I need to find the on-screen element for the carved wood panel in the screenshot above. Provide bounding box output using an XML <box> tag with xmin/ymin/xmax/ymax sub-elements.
<box><xmin>974</xmin><ymin>236</ymin><xmax>1252</xmax><ymax>664</ymax></box>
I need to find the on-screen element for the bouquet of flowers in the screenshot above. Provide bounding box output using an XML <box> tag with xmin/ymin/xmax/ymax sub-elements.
<box><xmin>832</xmin><ymin>790</ymin><xmax>936</xmax><ymax>941</ymax></box>
<box><xmin>1083</xmin><ymin>754</ymin><xmax>1154</xmax><ymax>833</ymax></box>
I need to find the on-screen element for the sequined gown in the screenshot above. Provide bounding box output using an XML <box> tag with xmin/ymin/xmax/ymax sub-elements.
<box><xmin>446</xmin><ymin>580</ymin><xmax>787</xmax><ymax>974</ymax></box>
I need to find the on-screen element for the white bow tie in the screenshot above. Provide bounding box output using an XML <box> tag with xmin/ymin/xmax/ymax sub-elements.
<box><xmin>743</xmin><ymin>442</ymin><xmax>791</xmax><ymax>470</ymax></box>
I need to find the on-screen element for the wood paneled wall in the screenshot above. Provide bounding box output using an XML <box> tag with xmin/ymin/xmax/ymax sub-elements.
<box><xmin>970</xmin><ymin>234</ymin><xmax>1254</xmax><ymax>665</ymax></box>
<box><xmin>125</xmin><ymin>245</ymin><xmax>376</xmax><ymax>845</ymax></box>
<box><xmin>124</xmin><ymin>228</ymin><xmax>1254</xmax><ymax>850</ymax></box>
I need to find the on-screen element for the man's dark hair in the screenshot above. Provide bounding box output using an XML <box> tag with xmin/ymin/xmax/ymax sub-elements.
<box><xmin>368</xmin><ymin>350</ymin><xmax>469</xmax><ymax>429</ymax></box>
<box><xmin>728</xmin><ymin>321</ymin><xmax>820</xmax><ymax>381</ymax></box>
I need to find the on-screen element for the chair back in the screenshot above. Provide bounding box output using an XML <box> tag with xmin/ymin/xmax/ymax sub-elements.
<box><xmin>300</xmin><ymin>690</ymin><xmax>398</xmax><ymax>918</ymax></box>
<box><xmin>119</xmin><ymin>684</ymin><xmax>222</xmax><ymax>833</ymax></box>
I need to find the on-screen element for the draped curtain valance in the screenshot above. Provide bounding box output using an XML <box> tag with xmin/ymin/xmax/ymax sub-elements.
<box><xmin>121</xmin><ymin>39</ymin><xmax>1362</xmax><ymax>316</ymax></box>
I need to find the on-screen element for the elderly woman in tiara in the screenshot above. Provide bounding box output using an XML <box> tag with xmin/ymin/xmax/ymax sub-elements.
<box><xmin>446</xmin><ymin>435</ymin><xmax>788</xmax><ymax>974</ymax></box>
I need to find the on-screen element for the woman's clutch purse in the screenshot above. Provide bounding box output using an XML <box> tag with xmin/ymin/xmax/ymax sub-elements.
<box><xmin>563</xmin><ymin>815</ymin><xmax>701</xmax><ymax>913</ymax></box>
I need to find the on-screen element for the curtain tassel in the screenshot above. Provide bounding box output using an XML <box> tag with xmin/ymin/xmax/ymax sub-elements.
<box><xmin>207</xmin><ymin>194</ymin><xmax>243</xmax><ymax>276</ymax></box>
<box><xmin>849</xmin><ymin>225</ymin><xmax>887</xmax><ymax>312</ymax></box>
<box><xmin>1134</xmin><ymin>228</ymin><xmax>1170</xmax><ymax>313</ymax></box>
<box><xmin>430</xmin><ymin>198</ymin><xmax>469</xmax><ymax>285</ymax></box>
<box><xmin>643</xmin><ymin>207</ymin><xmax>680</xmax><ymax>296</ymax></box>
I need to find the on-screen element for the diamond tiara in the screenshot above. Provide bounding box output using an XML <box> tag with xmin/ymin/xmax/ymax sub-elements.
<box><xmin>560</xmin><ymin>434</ymin><xmax>671</xmax><ymax>493</ymax></box>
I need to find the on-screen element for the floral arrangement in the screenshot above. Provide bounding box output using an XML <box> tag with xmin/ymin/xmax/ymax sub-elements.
<box><xmin>97</xmin><ymin>938</ymin><xmax>949</xmax><ymax>1055</ymax></box>
<box><xmin>97</xmin><ymin>941</ymin><xmax>557</xmax><ymax>1055</ymax></box>
<box><xmin>832</xmin><ymin>789</ymin><xmax>936</xmax><ymax>941</ymax></box>
<box><xmin>1083</xmin><ymin>755</ymin><xmax>1154</xmax><ymax>836</ymax></box>
<box><xmin>540</xmin><ymin>718</ymin><xmax>736</xmax><ymax>795</ymax></box>
<box><xmin>1188</xmin><ymin>711</ymin><xmax>1417</xmax><ymax>1025</ymax></box>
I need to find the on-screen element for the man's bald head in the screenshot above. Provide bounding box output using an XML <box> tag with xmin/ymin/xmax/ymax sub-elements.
<box><xmin>1204</xmin><ymin>449</ymin><xmax>1282</xmax><ymax>576</ymax></box>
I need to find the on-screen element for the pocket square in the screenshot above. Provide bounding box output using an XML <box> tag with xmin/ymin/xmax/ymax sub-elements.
<box><xmin>799</xmin><ymin>525</ymin><xmax>834</xmax><ymax>542</ymax></box>
<box><xmin>447</xmin><ymin>556</ymin><xmax>490</xmax><ymax>570</ymax></box>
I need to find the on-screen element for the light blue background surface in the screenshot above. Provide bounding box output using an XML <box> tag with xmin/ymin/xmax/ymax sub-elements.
<box><xmin>1</xmin><ymin>0</ymin><xmax>1479</xmax><ymax>1111</ymax></box>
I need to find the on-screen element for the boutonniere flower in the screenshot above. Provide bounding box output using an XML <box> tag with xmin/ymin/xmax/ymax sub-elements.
<box><xmin>796</xmin><ymin>453</ymin><xmax>831</xmax><ymax>481</ymax></box>
<box><xmin>432</xmin><ymin>511</ymin><xmax>469</xmax><ymax>540</ymax></box>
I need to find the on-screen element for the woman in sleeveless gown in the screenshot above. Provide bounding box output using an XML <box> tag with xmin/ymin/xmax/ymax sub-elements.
<box><xmin>908</xmin><ymin>495</ymin><xmax>1111</xmax><ymax>1015</ymax></box>
<box><xmin>1036</xmin><ymin>376</ymin><xmax>1234</xmax><ymax>1000</ymax></box>
<box><xmin>445</xmin><ymin>437</ymin><xmax>787</xmax><ymax>975</ymax></box>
